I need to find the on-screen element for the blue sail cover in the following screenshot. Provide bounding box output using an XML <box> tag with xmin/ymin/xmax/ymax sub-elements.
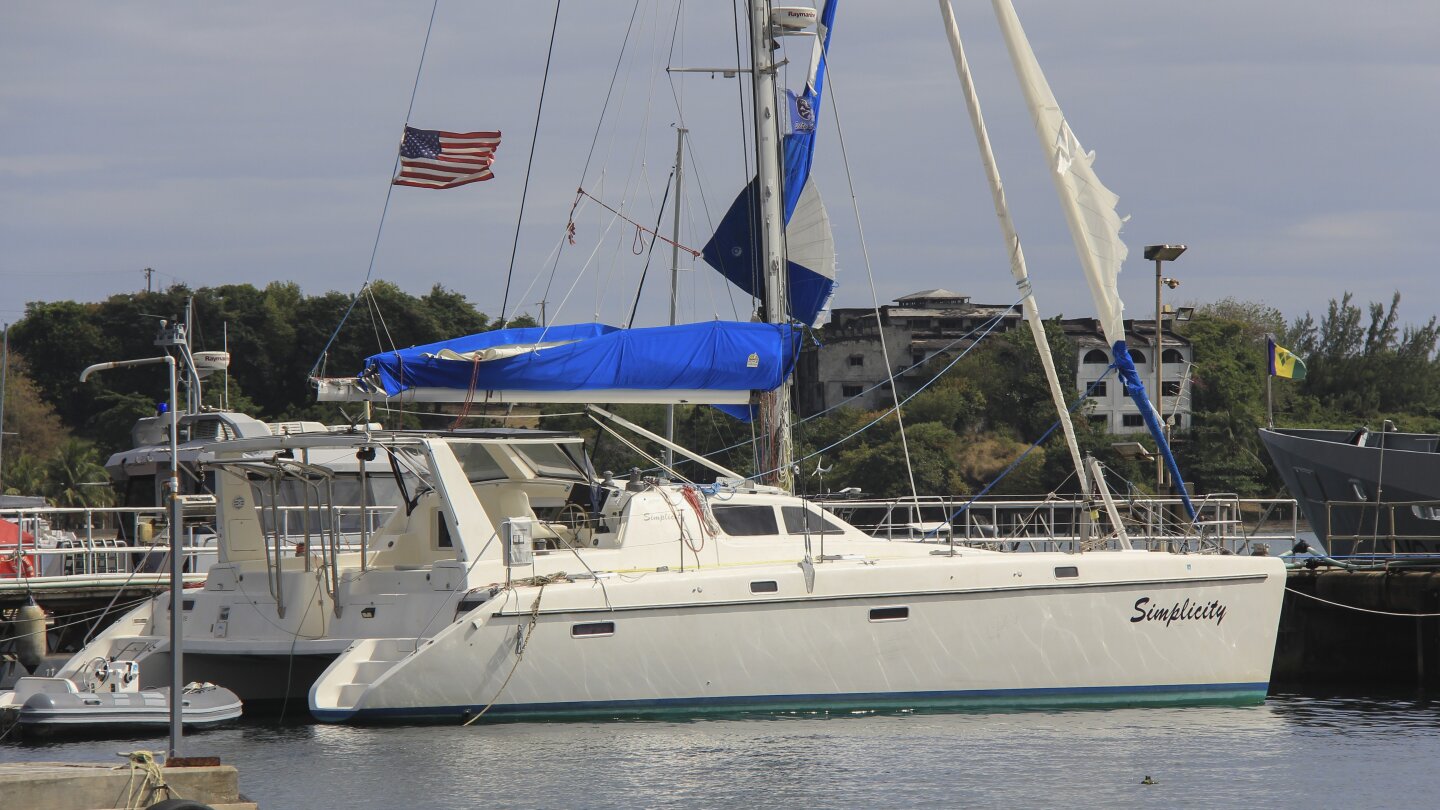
<box><xmin>701</xmin><ymin>0</ymin><xmax>838</xmax><ymax>327</ymax></box>
<box><xmin>356</xmin><ymin>321</ymin><xmax>800</xmax><ymax>402</ymax></box>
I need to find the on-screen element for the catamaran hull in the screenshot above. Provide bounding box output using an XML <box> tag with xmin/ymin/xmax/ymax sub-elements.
<box><xmin>1259</xmin><ymin>428</ymin><xmax>1440</xmax><ymax>556</ymax></box>
<box><xmin>312</xmin><ymin>554</ymin><xmax>1285</xmax><ymax>723</ymax></box>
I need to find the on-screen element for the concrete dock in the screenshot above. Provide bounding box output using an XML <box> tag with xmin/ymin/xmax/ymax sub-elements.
<box><xmin>0</xmin><ymin>759</ymin><xmax>256</xmax><ymax>809</ymax></box>
<box><xmin>1274</xmin><ymin>566</ymin><xmax>1440</xmax><ymax>687</ymax></box>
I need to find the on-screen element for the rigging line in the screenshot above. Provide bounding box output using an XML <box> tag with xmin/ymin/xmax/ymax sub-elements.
<box><xmin>573</xmin><ymin>189</ymin><xmax>703</xmax><ymax>259</ymax></box>
<box><xmin>681</xmin><ymin>132</ymin><xmax>742</xmax><ymax>321</ymax></box>
<box><xmin>931</xmin><ymin>372</ymin><xmax>1117</xmax><ymax>537</ymax></box>
<box><xmin>828</xmin><ymin>70</ymin><xmax>920</xmax><ymax>505</ymax></box>
<box><xmin>498</xmin><ymin>0</ymin><xmax>563</xmax><ymax>327</ymax></box>
<box><xmin>626</xmin><ymin>170</ymin><xmax>678</xmax><ymax>327</ymax></box>
<box><xmin>749</xmin><ymin>303</ymin><xmax>1022</xmax><ymax>483</ymax></box>
<box><xmin>533</xmin><ymin>207</ymin><xmax>624</xmax><ymax>344</ymax></box>
<box><xmin>368</xmin><ymin>285</ymin><xmax>399</xmax><ymax>355</ymax></box>
<box><xmin>580</xmin><ymin>0</ymin><xmax>645</xmax><ymax>184</ymax></box>
<box><xmin>655</xmin><ymin>308</ymin><xmax>1022</xmax><ymax>478</ymax></box>
<box><xmin>308</xmin><ymin>0</ymin><xmax>440</xmax><ymax>379</ymax></box>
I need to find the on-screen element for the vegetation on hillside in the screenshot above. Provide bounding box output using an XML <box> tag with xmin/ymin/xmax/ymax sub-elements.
<box><xmin>1</xmin><ymin>283</ymin><xmax>1435</xmax><ymax>502</ymax></box>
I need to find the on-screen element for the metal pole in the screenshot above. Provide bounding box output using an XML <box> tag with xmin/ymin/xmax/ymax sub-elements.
<box><xmin>750</xmin><ymin>0</ymin><xmax>794</xmax><ymax>491</ymax></box>
<box><xmin>77</xmin><ymin>353</ymin><xmax>184</xmax><ymax>758</ymax></box>
<box><xmin>165</xmin><ymin>355</ymin><xmax>182</xmax><ymax>758</ymax></box>
<box><xmin>0</xmin><ymin>323</ymin><xmax>8</xmax><ymax>493</ymax></box>
<box><xmin>666</xmin><ymin>126</ymin><xmax>687</xmax><ymax>471</ymax></box>
<box><xmin>1154</xmin><ymin>257</ymin><xmax>1164</xmax><ymax>493</ymax></box>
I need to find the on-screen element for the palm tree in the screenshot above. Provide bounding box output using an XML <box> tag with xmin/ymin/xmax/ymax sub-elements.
<box><xmin>43</xmin><ymin>439</ymin><xmax>114</xmax><ymax>525</ymax></box>
<box><xmin>1</xmin><ymin>452</ymin><xmax>47</xmax><ymax>498</ymax></box>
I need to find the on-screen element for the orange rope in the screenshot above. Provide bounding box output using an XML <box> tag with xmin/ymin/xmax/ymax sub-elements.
<box><xmin>569</xmin><ymin>187</ymin><xmax>702</xmax><ymax>258</ymax></box>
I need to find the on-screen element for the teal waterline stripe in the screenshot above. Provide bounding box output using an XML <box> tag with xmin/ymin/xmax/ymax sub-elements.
<box><xmin>314</xmin><ymin>682</ymin><xmax>1270</xmax><ymax>723</ymax></box>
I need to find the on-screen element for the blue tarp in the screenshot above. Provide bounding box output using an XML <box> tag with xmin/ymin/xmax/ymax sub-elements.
<box><xmin>357</xmin><ymin>321</ymin><xmax>800</xmax><ymax>401</ymax></box>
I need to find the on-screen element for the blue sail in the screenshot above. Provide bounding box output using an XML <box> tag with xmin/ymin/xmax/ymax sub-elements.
<box><xmin>354</xmin><ymin>321</ymin><xmax>799</xmax><ymax>409</ymax></box>
<box><xmin>701</xmin><ymin>0</ymin><xmax>838</xmax><ymax>328</ymax></box>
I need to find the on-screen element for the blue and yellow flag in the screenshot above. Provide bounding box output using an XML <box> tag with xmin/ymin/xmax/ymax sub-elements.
<box><xmin>1268</xmin><ymin>337</ymin><xmax>1307</xmax><ymax>380</ymax></box>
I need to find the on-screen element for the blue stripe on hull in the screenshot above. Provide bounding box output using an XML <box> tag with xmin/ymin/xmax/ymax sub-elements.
<box><xmin>313</xmin><ymin>682</ymin><xmax>1270</xmax><ymax>724</ymax></box>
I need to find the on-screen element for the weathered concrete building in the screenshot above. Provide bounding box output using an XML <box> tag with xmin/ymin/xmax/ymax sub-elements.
<box><xmin>796</xmin><ymin>289</ymin><xmax>1191</xmax><ymax>435</ymax></box>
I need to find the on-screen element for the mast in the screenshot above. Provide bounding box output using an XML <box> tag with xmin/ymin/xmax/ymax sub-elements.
<box><xmin>750</xmin><ymin>0</ymin><xmax>794</xmax><ymax>491</ymax></box>
<box><xmin>937</xmin><ymin>0</ymin><xmax>1088</xmax><ymax>492</ymax></box>
<box><xmin>0</xmin><ymin>323</ymin><xmax>7</xmax><ymax>493</ymax></box>
<box><xmin>666</xmin><ymin>126</ymin><xmax>687</xmax><ymax>471</ymax></box>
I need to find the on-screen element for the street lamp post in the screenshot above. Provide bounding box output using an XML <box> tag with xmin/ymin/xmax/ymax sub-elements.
<box><xmin>1144</xmin><ymin>244</ymin><xmax>1186</xmax><ymax>493</ymax></box>
<box><xmin>80</xmin><ymin>354</ymin><xmax>183</xmax><ymax>759</ymax></box>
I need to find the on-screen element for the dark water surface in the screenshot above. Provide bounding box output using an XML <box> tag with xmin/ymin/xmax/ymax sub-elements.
<box><xmin>5</xmin><ymin>690</ymin><xmax>1440</xmax><ymax>809</ymax></box>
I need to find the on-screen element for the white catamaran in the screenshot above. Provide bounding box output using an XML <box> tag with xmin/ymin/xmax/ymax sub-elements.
<box><xmin>22</xmin><ymin>1</ymin><xmax>1286</xmax><ymax>723</ymax></box>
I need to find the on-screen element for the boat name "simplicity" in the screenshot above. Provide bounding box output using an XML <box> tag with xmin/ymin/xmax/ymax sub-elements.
<box><xmin>1130</xmin><ymin>596</ymin><xmax>1227</xmax><ymax>627</ymax></box>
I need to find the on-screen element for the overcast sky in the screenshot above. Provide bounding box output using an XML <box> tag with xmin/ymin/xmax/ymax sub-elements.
<box><xmin>3</xmin><ymin>1</ymin><xmax>1438</xmax><ymax>338</ymax></box>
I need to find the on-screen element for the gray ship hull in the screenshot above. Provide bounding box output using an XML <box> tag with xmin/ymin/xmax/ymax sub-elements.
<box><xmin>1259</xmin><ymin>428</ymin><xmax>1440</xmax><ymax>556</ymax></box>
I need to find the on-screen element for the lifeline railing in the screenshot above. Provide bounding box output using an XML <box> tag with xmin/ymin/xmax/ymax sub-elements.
<box><xmin>811</xmin><ymin>494</ymin><xmax>1299</xmax><ymax>555</ymax></box>
<box><xmin>0</xmin><ymin>503</ymin><xmax>395</xmax><ymax>587</ymax></box>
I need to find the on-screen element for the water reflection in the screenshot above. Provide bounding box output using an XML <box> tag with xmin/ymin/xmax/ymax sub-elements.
<box><xmin>6</xmin><ymin>693</ymin><xmax>1440</xmax><ymax>808</ymax></box>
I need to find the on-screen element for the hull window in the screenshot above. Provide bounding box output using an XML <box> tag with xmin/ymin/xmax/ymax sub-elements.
<box><xmin>750</xmin><ymin>580</ymin><xmax>779</xmax><ymax>594</ymax></box>
<box><xmin>869</xmin><ymin>606</ymin><xmax>909</xmax><ymax>622</ymax></box>
<box><xmin>571</xmin><ymin>621</ymin><xmax>615</xmax><ymax>638</ymax></box>
<box><xmin>1054</xmin><ymin>566</ymin><xmax>1079</xmax><ymax>578</ymax></box>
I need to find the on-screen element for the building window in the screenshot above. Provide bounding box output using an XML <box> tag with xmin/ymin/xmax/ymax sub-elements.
<box><xmin>1088</xmin><ymin>380</ymin><xmax>1107</xmax><ymax>397</ymax></box>
<box><xmin>848</xmin><ymin>354</ymin><xmax>865</xmax><ymax>367</ymax></box>
<box><xmin>1088</xmin><ymin>415</ymin><xmax>1108</xmax><ymax>430</ymax></box>
<box><xmin>1083</xmin><ymin>349</ymin><xmax>1108</xmax><ymax>364</ymax></box>
<box><xmin>841</xmin><ymin>384</ymin><xmax>864</xmax><ymax>398</ymax></box>
<box><xmin>1128</xmin><ymin>350</ymin><xmax>1147</xmax><ymax>365</ymax></box>
<box><xmin>1162</xmin><ymin>348</ymin><xmax>1184</xmax><ymax>364</ymax></box>
<box><xmin>1161</xmin><ymin>380</ymin><xmax>1182</xmax><ymax>397</ymax></box>
<box><xmin>1122</xmin><ymin>414</ymin><xmax>1146</xmax><ymax>428</ymax></box>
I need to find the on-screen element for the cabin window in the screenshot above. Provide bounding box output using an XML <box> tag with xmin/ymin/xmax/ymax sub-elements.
<box><xmin>437</xmin><ymin>513</ymin><xmax>453</xmax><ymax>548</ymax></box>
<box><xmin>450</xmin><ymin>442</ymin><xmax>506</xmax><ymax>483</ymax></box>
<box><xmin>781</xmin><ymin>506</ymin><xmax>845</xmax><ymax>535</ymax></box>
<box><xmin>1122</xmin><ymin>414</ymin><xmax>1146</xmax><ymax>428</ymax></box>
<box><xmin>848</xmin><ymin>354</ymin><xmax>865</xmax><ymax>367</ymax></box>
<box><xmin>1129</xmin><ymin>350</ymin><xmax>1148</xmax><ymax>364</ymax></box>
<box><xmin>1162</xmin><ymin>348</ymin><xmax>1184</xmax><ymax>364</ymax></box>
<box><xmin>750</xmin><ymin>580</ymin><xmax>779</xmax><ymax>594</ymax></box>
<box><xmin>515</xmin><ymin>444</ymin><xmax>584</xmax><ymax>479</ymax></box>
<box><xmin>1083</xmin><ymin>349</ymin><xmax>1109</xmax><ymax>364</ymax></box>
<box><xmin>572</xmin><ymin>621</ymin><xmax>615</xmax><ymax>638</ymax></box>
<box><xmin>712</xmin><ymin>505</ymin><xmax>780</xmax><ymax>537</ymax></box>
<box><xmin>869</xmin><ymin>606</ymin><xmax>909</xmax><ymax>622</ymax></box>
<box><xmin>1054</xmin><ymin>566</ymin><xmax>1079</xmax><ymax>578</ymax></box>
<box><xmin>1089</xmin><ymin>381</ymin><xmax>1107</xmax><ymax>397</ymax></box>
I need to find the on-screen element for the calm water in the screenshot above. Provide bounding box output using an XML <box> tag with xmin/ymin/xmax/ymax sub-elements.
<box><xmin>5</xmin><ymin>691</ymin><xmax>1440</xmax><ymax>809</ymax></box>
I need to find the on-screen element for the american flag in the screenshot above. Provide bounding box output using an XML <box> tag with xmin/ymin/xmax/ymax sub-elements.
<box><xmin>393</xmin><ymin>126</ymin><xmax>501</xmax><ymax>189</ymax></box>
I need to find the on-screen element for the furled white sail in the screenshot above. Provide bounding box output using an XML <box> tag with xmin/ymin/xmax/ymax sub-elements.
<box><xmin>990</xmin><ymin>0</ymin><xmax>1128</xmax><ymax>348</ymax></box>
<box><xmin>937</xmin><ymin>0</ymin><xmax>1087</xmax><ymax>492</ymax></box>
